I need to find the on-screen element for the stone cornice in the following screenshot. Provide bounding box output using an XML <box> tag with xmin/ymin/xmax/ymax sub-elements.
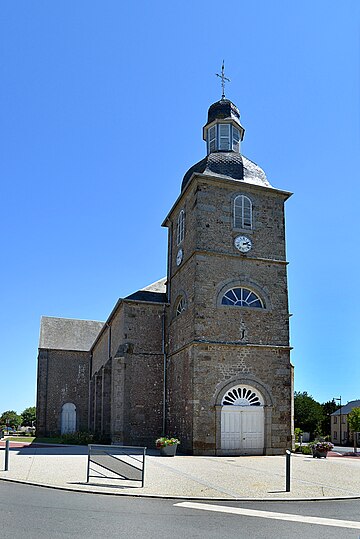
<box><xmin>167</xmin><ymin>340</ymin><xmax>292</xmax><ymax>358</ymax></box>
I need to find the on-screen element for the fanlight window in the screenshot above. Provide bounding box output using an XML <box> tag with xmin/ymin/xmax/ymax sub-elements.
<box><xmin>234</xmin><ymin>195</ymin><xmax>252</xmax><ymax>229</ymax></box>
<box><xmin>176</xmin><ymin>297</ymin><xmax>186</xmax><ymax>316</ymax></box>
<box><xmin>222</xmin><ymin>386</ymin><xmax>263</xmax><ymax>406</ymax></box>
<box><xmin>221</xmin><ymin>287</ymin><xmax>264</xmax><ymax>308</ymax></box>
<box><xmin>177</xmin><ymin>210</ymin><xmax>185</xmax><ymax>245</ymax></box>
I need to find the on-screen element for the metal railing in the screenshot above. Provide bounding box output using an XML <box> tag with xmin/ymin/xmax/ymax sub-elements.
<box><xmin>87</xmin><ymin>444</ymin><xmax>146</xmax><ymax>487</ymax></box>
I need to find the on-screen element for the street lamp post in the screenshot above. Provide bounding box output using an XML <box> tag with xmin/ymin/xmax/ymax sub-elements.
<box><xmin>335</xmin><ymin>396</ymin><xmax>342</xmax><ymax>445</ymax></box>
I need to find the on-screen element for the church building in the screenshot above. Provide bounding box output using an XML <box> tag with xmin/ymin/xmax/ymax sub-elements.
<box><xmin>36</xmin><ymin>86</ymin><xmax>294</xmax><ymax>455</ymax></box>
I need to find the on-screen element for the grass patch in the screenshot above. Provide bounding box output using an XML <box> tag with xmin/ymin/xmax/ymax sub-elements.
<box><xmin>5</xmin><ymin>434</ymin><xmax>108</xmax><ymax>445</ymax></box>
<box><xmin>7</xmin><ymin>436</ymin><xmax>35</xmax><ymax>442</ymax></box>
<box><xmin>6</xmin><ymin>436</ymin><xmax>63</xmax><ymax>444</ymax></box>
<box><xmin>33</xmin><ymin>437</ymin><xmax>63</xmax><ymax>444</ymax></box>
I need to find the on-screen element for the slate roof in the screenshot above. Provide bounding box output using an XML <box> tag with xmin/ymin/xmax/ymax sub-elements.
<box><xmin>125</xmin><ymin>277</ymin><xmax>167</xmax><ymax>303</ymax></box>
<box><xmin>207</xmin><ymin>99</ymin><xmax>241</xmax><ymax>125</ymax></box>
<box><xmin>331</xmin><ymin>400</ymin><xmax>360</xmax><ymax>415</ymax></box>
<box><xmin>181</xmin><ymin>152</ymin><xmax>271</xmax><ymax>191</ymax></box>
<box><xmin>39</xmin><ymin>316</ymin><xmax>104</xmax><ymax>351</ymax></box>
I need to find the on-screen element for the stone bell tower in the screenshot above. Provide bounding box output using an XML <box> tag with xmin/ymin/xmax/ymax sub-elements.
<box><xmin>162</xmin><ymin>90</ymin><xmax>293</xmax><ymax>455</ymax></box>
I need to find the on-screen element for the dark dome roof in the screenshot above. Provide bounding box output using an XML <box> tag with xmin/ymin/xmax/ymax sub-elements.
<box><xmin>207</xmin><ymin>99</ymin><xmax>241</xmax><ymax>125</ymax></box>
<box><xmin>181</xmin><ymin>152</ymin><xmax>271</xmax><ymax>191</ymax></box>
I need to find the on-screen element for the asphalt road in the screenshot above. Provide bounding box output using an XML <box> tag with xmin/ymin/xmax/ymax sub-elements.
<box><xmin>1</xmin><ymin>482</ymin><xmax>360</xmax><ymax>539</ymax></box>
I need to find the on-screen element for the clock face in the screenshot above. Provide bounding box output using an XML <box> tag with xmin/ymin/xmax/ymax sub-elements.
<box><xmin>234</xmin><ymin>235</ymin><xmax>252</xmax><ymax>253</ymax></box>
<box><xmin>176</xmin><ymin>248</ymin><xmax>183</xmax><ymax>266</ymax></box>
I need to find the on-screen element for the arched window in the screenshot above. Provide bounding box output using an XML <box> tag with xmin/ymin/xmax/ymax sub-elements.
<box><xmin>234</xmin><ymin>195</ymin><xmax>252</xmax><ymax>229</ymax></box>
<box><xmin>176</xmin><ymin>297</ymin><xmax>186</xmax><ymax>316</ymax></box>
<box><xmin>177</xmin><ymin>210</ymin><xmax>185</xmax><ymax>245</ymax></box>
<box><xmin>221</xmin><ymin>287</ymin><xmax>264</xmax><ymax>308</ymax></box>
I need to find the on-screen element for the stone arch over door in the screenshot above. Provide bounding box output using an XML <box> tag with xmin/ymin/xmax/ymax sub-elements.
<box><xmin>214</xmin><ymin>376</ymin><xmax>273</xmax><ymax>455</ymax></box>
<box><xmin>61</xmin><ymin>402</ymin><xmax>76</xmax><ymax>434</ymax></box>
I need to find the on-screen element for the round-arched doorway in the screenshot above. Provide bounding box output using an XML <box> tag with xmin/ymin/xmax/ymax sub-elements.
<box><xmin>221</xmin><ymin>385</ymin><xmax>264</xmax><ymax>454</ymax></box>
<box><xmin>61</xmin><ymin>402</ymin><xmax>76</xmax><ymax>434</ymax></box>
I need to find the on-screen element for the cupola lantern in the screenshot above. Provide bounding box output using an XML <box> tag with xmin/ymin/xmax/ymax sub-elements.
<box><xmin>203</xmin><ymin>99</ymin><xmax>245</xmax><ymax>155</ymax></box>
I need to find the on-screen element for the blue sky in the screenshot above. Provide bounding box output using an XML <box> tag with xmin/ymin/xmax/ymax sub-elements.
<box><xmin>0</xmin><ymin>1</ymin><xmax>359</xmax><ymax>414</ymax></box>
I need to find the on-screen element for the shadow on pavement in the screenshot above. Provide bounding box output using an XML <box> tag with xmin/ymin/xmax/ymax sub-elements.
<box><xmin>0</xmin><ymin>442</ymin><xmax>88</xmax><ymax>456</ymax></box>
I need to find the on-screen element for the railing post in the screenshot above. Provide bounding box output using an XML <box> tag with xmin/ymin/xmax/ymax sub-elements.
<box><xmin>142</xmin><ymin>447</ymin><xmax>146</xmax><ymax>488</ymax></box>
<box><xmin>87</xmin><ymin>445</ymin><xmax>91</xmax><ymax>483</ymax></box>
<box><xmin>285</xmin><ymin>449</ymin><xmax>291</xmax><ymax>492</ymax></box>
<box><xmin>4</xmin><ymin>440</ymin><xmax>10</xmax><ymax>471</ymax></box>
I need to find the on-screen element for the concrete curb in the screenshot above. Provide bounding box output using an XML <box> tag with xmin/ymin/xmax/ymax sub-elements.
<box><xmin>1</xmin><ymin>476</ymin><xmax>360</xmax><ymax>502</ymax></box>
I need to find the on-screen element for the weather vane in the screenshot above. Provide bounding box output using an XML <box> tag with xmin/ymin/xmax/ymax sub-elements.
<box><xmin>216</xmin><ymin>61</ymin><xmax>230</xmax><ymax>99</ymax></box>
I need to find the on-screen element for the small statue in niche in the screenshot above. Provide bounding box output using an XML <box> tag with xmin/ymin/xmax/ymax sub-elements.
<box><xmin>239</xmin><ymin>321</ymin><xmax>247</xmax><ymax>341</ymax></box>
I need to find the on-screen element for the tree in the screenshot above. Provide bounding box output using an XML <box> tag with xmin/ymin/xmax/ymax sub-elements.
<box><xmin>21</xmin><ymin>406</ymin><xmax>36</xmax><ymax>427</ymax></box>
<box><xmin>0</xmin><ymin>410</ymin><xmax>22</xmax><ymax>430</ymax></box>
<box><xmin>347</xmin><ymin>407</ymin><xmax>360</xmax><ymax>453</ymax></box>
<box><xmin>294</xmin><ymin>391</ymin><xmax>324</xmax><ymax>438</ymax></box>
<box><xmin>321</xmin><ymin>399</ymin><xmax>339</xmax><ymax>437</ymax></box>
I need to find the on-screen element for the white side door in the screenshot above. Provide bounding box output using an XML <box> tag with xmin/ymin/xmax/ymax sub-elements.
<box><xmin>61</xmin><ymin>403</ymin><xmax>76</xmax><ymax>434</ymax></box>
<box><xmin>221</xmin><ymin>405</ymin><xmax>264</xmax><ymax>453</ymax></box>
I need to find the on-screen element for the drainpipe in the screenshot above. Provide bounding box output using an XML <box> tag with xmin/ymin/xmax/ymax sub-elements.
<box><xmin>167</xmin><ymin>222</ymin><xmax>173</xmax><ymax>304</ymax></box>
<box><xmin>162</xmin><ymin>223</ymin><xmax>172</xmax><ymax>435</ymax></box>
<box><xmin>162</xmin><ymin>304</ymin><xmax>167</xmax><ymax>436</ymax></box>
<box><xmin>107</xmin><ymin>323</ymin><xmax>112</xmax><ymax>361</ymax></box>
<box><xmin>105</xmin><ymin>323</ymin><xmax>112</xmax><ymax>436</ymax></box>
<box><xmin>88</xmin><ymin>352</ymin><xmax>93</xmax><ymax>430</ymax></box>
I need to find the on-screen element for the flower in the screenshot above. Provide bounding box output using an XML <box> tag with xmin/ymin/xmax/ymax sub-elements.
<box><xmin>155</xmin><ymin>436</ymin><xmax>180</xmax><ymax>448</ymax></box>
<box><xmin>313</xmin><ymin>441</ymin><xmax>334</xmax><ymax>452</ymax></box>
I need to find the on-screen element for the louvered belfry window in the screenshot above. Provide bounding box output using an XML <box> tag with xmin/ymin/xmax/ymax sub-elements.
<box><xmin>232</xmin><ymin>127</ymin><xmax>240</xmax><ymax>151</ymax></box>
<box><xmin>207</xmin><ymin>124</ymin><xmax>241</xmax><ymax>153</ymax></box>
<box><xmin>219</xmin><ymin>124</ymin><xmax>231</xmax><ymax>150</ymax></box>
<box><xmin>177</xmin><ymin>209</ymin><xmax>185</xmax><ymax>245</ymax></box>
<box><xmin>208</xmin><ymin>126</ymin><xmax>216</xmax><ymax>153</ymax></box>
<box><xmin>234</xmin><ymin>195</ymin><xmax>252</xmax><ymax>229</ymax></box>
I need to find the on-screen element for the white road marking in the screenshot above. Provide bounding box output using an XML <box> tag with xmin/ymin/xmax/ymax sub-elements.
<box><xmin>175</xmin><ymin>502</ymin><xmax>360</xmax><ymax>530</ymax></box>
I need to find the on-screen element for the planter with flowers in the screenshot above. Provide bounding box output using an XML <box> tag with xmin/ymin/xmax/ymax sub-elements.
<box><xmin>156</xmin><ymin>436</ymin><xmax>180</xmax><ymax>457</ymax></box>
<box><xmin>312</xmin><ymin>441</ymin><xmax>334</xmax><ymax>458</ymax></box>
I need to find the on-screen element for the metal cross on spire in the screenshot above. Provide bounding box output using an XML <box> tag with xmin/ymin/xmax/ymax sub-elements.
<box><xmin>216</xmin><ymin>61</ymin><xmax>230</xmax><ymax>100</ymax></box>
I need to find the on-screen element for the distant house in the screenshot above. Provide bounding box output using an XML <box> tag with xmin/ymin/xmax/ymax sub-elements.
<box><xmin>331</xmin><ymin>400</ymin><xmax>360</xmax><ymax>445</ymax></box>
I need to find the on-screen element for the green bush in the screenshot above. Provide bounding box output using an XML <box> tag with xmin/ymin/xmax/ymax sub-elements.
<box><xmin>92</xmin><ymin>433</ymin><xmax>111</xmax><ymax>445</ymax></box>
<box><xmin>60</xmin><ymin>431</ymin><xmax>94</xmax><ymax>445</ymax></box>
<box><xmin>300</xmin><ymin>445</ymin><xmax>313</xmax><ymax>455</ymax></box>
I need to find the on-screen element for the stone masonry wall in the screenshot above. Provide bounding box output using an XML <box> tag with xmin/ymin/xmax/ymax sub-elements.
<box><xmin>88</xmin><ymin>299</ymin><xmax>165</xmax><ymax>446</ymax></box>
<box><xmin>91</xmin><ymin>324</ymin><xmax>109</xmax><ymax>377</ymax></box>
<box><xmin>166</xmin><ymin>346</ymin><xmax>194</xmax><ymax>452</ymax></box>
<box><xmin>119</xmin><ymin>301</ymin><xmax>165</xmax><ymax>447</ymax></box>
<box><xmin>194</xmin><ymin>254</ymin><xmax>289</xmax><ymax>346</ymax></box>
<box><xmin>165</xmin><ymin>173</ymin><xmax>292</xmax><ymax>455</ymax></box>
<box><xmin>192</xmin><ymin>344</ymin><xmax>292</xmax><ymax>455</ymax></box>
<box><xmin>36</xmin><ymin>349</ymin><xmax>90</xmax><ymax>436</ymax></box>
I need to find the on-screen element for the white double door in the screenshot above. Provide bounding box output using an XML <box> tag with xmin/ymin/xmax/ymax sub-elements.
<box><xmin>221</xmin><ymin>405</ymin><xmax>264</xmax><ymax>453</ymax></box>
